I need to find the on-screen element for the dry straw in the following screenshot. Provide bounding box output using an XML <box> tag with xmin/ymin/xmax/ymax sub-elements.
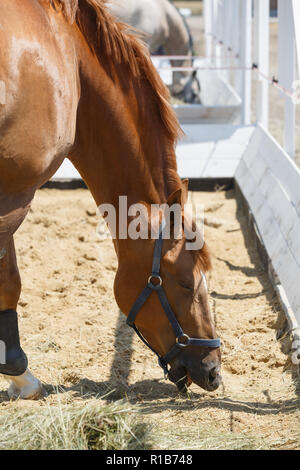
<box><xmin>0</xmin><ymin>396</ymin><xmax>151</xmax><ymax>451</ymax></box>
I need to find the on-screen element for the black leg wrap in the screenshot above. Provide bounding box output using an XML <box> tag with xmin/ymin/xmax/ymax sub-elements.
<box><xmin>0</xmin><ymin>310</ymin><xmax>28</xmax><ymax>376</ymax></box>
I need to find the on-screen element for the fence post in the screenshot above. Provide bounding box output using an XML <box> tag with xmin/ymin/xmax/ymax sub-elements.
<box><xmin>292</xmin><ymin>0</ymin><xmax>300</xmax><ymax>80</ymax></box>
<box><xmin>204</xmin><ymin>0</ymin><xmax>213</xmax><ymax>60</ymax></box>
<box><xmin>233</xmin><ymin>1</ymin><xmax>242</xmax><ymax>97</ymax></box>
<box><xmin>220</xmin><ymin>0</ymin><xmax>229</xmax><ymax>81</ymax></box>
<box><xmin>278</xmin><ymin>0</ymin><xmax>295</xmax><ymax>159</ymax></box>
<box><xmin>240</xmin><ymin>0</ymin><xmax>252</xmax><ymax>125</ymax></box>
<box><xmin>212</xmin><ymin>0</ymin><xmax>222</xmax><ymax>70</ymax></box>
<box><xmin>254</xmin><ymin>0</ymin><xmax>270</xmax><ymax>129</ymax></box>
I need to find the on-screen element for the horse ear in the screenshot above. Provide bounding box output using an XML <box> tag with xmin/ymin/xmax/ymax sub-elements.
<box><xmin>167</xmin><ymin>188</ymin><xmax>182</xmax><ymax>207</ymax></box>
<box><xmin>181</xmin><ymin>179</ymin><xmax>189</xmax><ymax>205</ymax></box>
<box><xmin>167</xmin><ymin>179</ymin><xmax>189</xmax><ymax>207</ymax></box>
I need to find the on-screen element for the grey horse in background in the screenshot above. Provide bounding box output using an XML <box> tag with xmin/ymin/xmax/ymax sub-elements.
<box><xmin>107</xmin><ymin>0</ymin><xmax>201</xmax><ymax>104</ymax></box>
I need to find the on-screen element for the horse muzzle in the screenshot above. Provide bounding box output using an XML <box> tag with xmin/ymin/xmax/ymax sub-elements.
<box><xmin>168</xmin><ymin>355</ymin><xmax>222</xmax><ymax>393</ymax></box>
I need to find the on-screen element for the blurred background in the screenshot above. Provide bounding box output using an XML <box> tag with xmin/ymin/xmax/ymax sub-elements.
<box><xmin>173</xmin><ymin>0</ymin><xmax>300</xmax><ymax>167</ymax></box>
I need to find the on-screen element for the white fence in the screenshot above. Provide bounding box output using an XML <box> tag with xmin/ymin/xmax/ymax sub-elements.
<box><xmin>204</xmin><ymin>0</ymin><xmax>300</xmax><ymax>159</ymax></box>
<box><xmin>203</xmin><ymin>0</ymin><xmax>300</xmax><ymax>334</ymax></box>
<box><xmin>235</xmin><ymin>125</ymin><xmax>300</xmax><ymax>327</ymax></box>
<box><xmin>204</xmin><ymin>0</ymin><xmax>300</xmax><ymax>350</ymax></box>
<box><xmin>204</xmin><ymin>0</ymin><xmax>252</xmax><ymax>124</ymax></box>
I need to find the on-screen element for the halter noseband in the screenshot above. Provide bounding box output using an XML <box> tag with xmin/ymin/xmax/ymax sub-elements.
<box><xmin>126</xmin><ymin>223</ymin><xmax>221</xmax><ymax>378</ymax></box>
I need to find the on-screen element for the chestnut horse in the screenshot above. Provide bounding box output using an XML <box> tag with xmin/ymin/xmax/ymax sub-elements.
<box><xmin>0</xmin><ymin>0</ymin><xmax>221</xmax><ymax>400</ymax></box>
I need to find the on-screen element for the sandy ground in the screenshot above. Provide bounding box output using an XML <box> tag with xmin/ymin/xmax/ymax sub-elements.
<box><xmin>0</xmin><ymin>189</ymin><xmax>299</xmax><ymax>450</ymax></box>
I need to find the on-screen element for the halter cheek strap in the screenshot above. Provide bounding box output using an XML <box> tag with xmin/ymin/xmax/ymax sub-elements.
<box><xmin>126</xmin><ymin>224</ymin><xmax>221</xmax><ymax>378</ymax></box>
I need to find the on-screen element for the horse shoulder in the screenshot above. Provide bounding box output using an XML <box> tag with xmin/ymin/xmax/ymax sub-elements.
<box><xmin>0</xmin><ymin>0</ymin><xmax>79</xmax><ymax>190</ymax></box>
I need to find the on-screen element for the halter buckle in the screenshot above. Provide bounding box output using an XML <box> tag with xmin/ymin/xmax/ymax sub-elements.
<box><xmin>176</xmin><ymin>334</ymin><xmax>190</xmax><ymax>348</ymax></box>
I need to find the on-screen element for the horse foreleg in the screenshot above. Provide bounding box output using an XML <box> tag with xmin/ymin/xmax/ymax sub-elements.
<box><xmin>0</xmin><ymin>237</ymin><xmax>45</xmax><ymax>400</ymax></box>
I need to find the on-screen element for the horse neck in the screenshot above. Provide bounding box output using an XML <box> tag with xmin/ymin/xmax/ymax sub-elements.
<box><xmin>163</xmin><ymin>2</ymin><xmax>193</xmax><ymax>84</ymax></box>
<box><xmin>164</xmin><ymin>5</ymin><xmax>192</xmax><ymax>56</ymax></box>
<box><xmin>72</xmin><ymin>50</ymin><xmax>180</xmax><ymax>226</ymax></box>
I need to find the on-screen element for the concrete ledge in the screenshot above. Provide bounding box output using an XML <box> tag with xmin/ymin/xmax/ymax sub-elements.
<box><xmin>42</xmin><ymin>179</ymin><xmax>87</xmax><ymax>190</ymax></box>
<box><xmin>42</xmin><ymin>178</ymin><xmax>233</xmax><ymax>192</ymax></box>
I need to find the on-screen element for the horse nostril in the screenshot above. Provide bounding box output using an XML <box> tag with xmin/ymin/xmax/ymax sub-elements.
<box><xmin>208</xmin><ymin>366</ymin><xmax>220</xmax><ymax>382</ymax></box>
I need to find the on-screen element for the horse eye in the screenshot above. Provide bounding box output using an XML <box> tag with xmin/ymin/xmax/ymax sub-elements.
<box><xmin>179</xmin><ymin>281</ymin><xmax>194</xmax><ymax>291</ymax></box>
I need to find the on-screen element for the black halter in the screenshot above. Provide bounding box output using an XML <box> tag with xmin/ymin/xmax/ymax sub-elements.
<box><xmin>126</xmin><ymin>224</ymin><xmax>221</xmax><ymax>378</ymax></box>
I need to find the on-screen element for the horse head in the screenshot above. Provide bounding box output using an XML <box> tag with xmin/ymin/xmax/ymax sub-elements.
<box><xmin>114</xmin><ymin>182</ymin><xmax>221</xmax><ymax>393</ymax></box>
<box><xmin>172</xmin><ymin>70</ymin><xmax>202</xmax><ymax>105</ymax></box>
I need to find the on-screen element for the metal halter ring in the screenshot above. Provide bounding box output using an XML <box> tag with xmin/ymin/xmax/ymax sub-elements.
<box><xmin>176</xmin><ymin>334</ymin><xmax>190</xmax><ymax>348</ymax></box>
<box><xmin>148</xmin><ymin>275</ymin><xmax>163</xmax><ymax>288</ymax></box>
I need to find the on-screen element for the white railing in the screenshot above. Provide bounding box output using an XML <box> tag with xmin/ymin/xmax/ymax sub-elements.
<box><xmin>204</xmin><ymin>0</ymin><xmax>252</xmax><ymax>125</ymax></box>
<box><xmin>204</xmin><ymin>0</ymin><xmax>300</xmax><ymax>159</ymax></box>
<box><xmin>278</xmin><ymin>0</ymin><xmax>298</xmax><ymax>158</ymax></box>
<box><xmin>253</xmin><ymin>0</ymin><xmax>269</xmax><ymax>129</ymax></box>
<box><xmin>151</xmin><ymin>1</ymin><xmax>300</xmax><ymax>157</ymax></box>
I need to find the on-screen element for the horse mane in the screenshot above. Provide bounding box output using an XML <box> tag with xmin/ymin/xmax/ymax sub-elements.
<box><xmin>183</xmin><ymin>213</ymin><xmax>212</xmax><ymax>273</ymax></box>
<box><xmin>194</xmin><ymin>242</ymin><xmax>212</xmax><ymax>273</ymax></box>
<box><xmin>42</xmin><ymin>0</ymin><xmax>209</xmax><ymax>270</ymax></box>
<box><xmin>43</xmin><ymin>0</ymin><xmax>182</xmax><ymax>144</ymax></box>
